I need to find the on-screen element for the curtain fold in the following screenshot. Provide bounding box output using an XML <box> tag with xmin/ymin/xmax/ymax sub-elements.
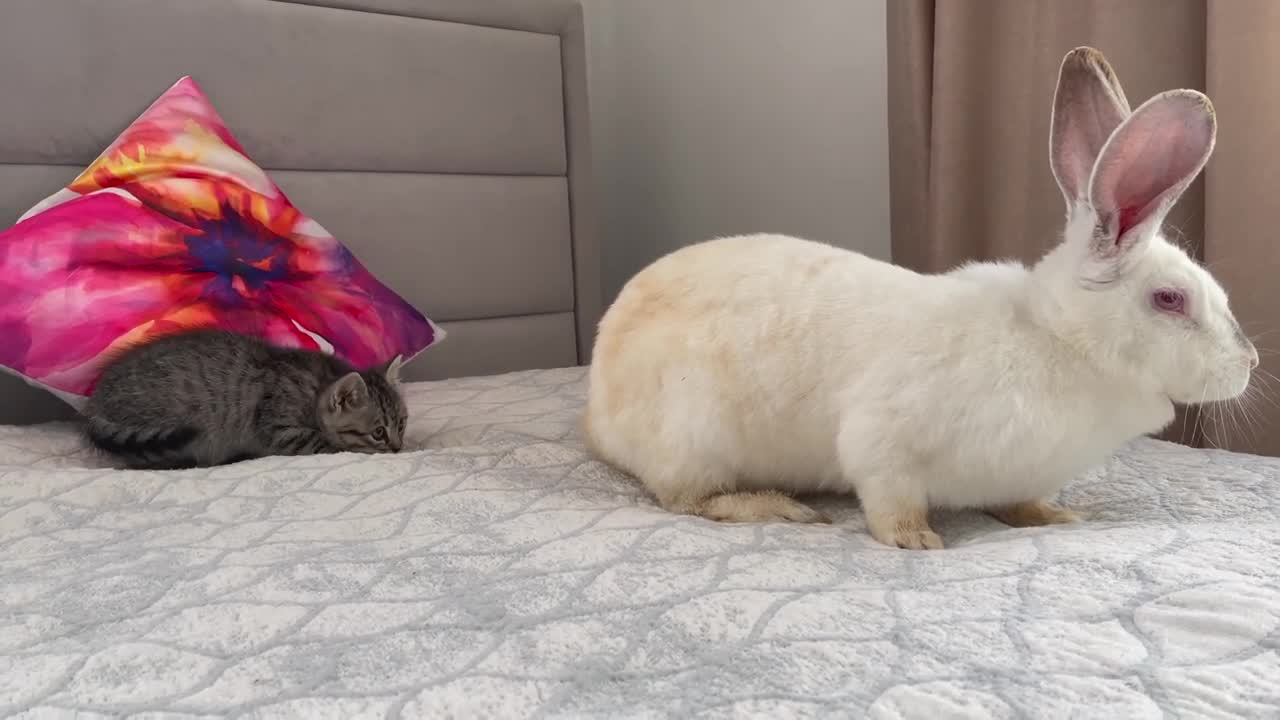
<box><xmin>1202</xmin><ymin>0</ymin><xmax>1280</xmax><ymax>452</ymax></box>
<box><xmin>887</xmin><ymin>0</ymin><xmax>1279</xmax><ymax>455</ymax></box>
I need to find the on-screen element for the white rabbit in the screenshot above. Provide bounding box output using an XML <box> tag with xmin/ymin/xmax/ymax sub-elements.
<box><xmin>583</xmin><ymin>47</ymin><xmax>1259</xmax><ymax>550</ymax></box>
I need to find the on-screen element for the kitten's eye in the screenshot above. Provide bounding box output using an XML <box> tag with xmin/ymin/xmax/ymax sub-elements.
<box><xmin>372</xmin><ymin>427</ymin><xmax>388</xmax><ymax>441</ymax></box>
<box><xmin>1153</xmin><ymin>289</ymin><xmax>1185</xmax><ymax>314</ymax></box>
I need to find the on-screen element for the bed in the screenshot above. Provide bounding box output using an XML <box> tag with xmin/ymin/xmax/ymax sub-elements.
<box><xmin>2</xmin><ymin>1</ymin><xmax>1280</xmax><ymax>718</ymax></box>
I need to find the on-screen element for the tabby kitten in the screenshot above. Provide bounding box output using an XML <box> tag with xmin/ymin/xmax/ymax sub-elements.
<box><xmin>83</xmin><ymin>329</ymin><xmax>408</xmax><ymax>469</ymax></box>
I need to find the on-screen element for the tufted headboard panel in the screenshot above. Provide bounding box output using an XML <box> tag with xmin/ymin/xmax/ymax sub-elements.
<box><xmin>0</xmin><ymin>0</ymin><xmax>601</xmax><ymax>423</ymax></box>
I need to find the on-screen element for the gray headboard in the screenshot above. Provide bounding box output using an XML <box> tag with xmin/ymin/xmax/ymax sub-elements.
<box><xmin>0</xmin><ymin>0</ymin><xmax>601</xmax><ymax>424</ymax></box>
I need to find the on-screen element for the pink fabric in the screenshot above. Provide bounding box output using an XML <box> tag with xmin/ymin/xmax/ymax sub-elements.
<box><xmin>0</xmin><ymin>77</ymin><xmax>441</xmax><ymax>404</ymax></box>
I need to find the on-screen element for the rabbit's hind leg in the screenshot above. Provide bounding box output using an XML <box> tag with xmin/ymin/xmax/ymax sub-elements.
<box><xmin>649</xmin><ymin>467</ymin><xmax>830</xmax><ymax>524</ymax></box>
<box><xmin>693</xmin><ymin>490</ymin><xmax>830</xmax><ymax>524</ymax></box>
<box><xmin>987</xmin><ymin>499</ymin><xmax>1081</xmax><ymax>527</ymax></box>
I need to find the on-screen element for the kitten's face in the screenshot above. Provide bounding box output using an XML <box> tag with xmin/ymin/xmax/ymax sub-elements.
<box><xmin>318</xmin><ymin>366</ymin><xmax>408</xmax><ymax>454</ymax></box>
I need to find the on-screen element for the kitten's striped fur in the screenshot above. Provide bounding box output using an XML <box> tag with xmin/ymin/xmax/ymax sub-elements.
<box><xmin>83</xmin><ymin>329</ymin><xmax>407</xmax><ymax>469</ymax></box>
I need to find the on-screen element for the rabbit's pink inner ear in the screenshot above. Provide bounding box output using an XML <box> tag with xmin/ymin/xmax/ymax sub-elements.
<box><xmin>1088</xmin><ymin>90</ymin><xmax>1217</xmax><ymax>253</ymax></box>
<box><xmin>1050</xmin><ymin>48</ymin><xmax>1130</xmax><ymax>205</ymax></box>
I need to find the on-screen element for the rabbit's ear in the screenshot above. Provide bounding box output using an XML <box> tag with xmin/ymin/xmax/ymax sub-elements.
<box><xmin>1086</xmin><ymin>90</ymin><xmax>1216</xmax><ymax>262</ymax></box>
<box><xmin>1050</xmin><ymin>47</ymin><xmax>1131</xmax><ymax>208</ymax></box>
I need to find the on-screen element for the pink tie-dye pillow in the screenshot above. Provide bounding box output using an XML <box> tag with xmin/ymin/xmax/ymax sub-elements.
<box><xmin>0</xmin><ymin>77</ymin><xmax>442</xmax><ymax>409</ymax></box>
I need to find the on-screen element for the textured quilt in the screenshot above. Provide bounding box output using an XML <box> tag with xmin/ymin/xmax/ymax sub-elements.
<box><xmin>2</xmin><ymin>367</ymin><xmax>1279</xmax><ymax>719</ymax></box>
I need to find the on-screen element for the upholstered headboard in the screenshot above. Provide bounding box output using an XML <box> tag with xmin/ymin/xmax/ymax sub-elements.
<box><xmin>0</xmin><ymin>0</ymin><xmax>601</xmax><ymax>424</ymax></box>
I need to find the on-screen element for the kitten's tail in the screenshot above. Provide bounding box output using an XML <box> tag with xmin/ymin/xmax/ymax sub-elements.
<box><xmin>86</xmin><ymin>419</ymin><xmax>200</xmax><ymax>469</ymax></box>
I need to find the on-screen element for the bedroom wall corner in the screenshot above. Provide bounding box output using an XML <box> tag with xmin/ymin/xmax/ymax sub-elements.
<box><xmin>580</xmin><ymin>0</ymin><xmax>892</xmax><ymax>304</ymax></box>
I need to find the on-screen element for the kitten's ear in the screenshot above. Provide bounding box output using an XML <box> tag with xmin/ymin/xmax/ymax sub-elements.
<box><xmin>327</xmin><ymin>372</ymin><xmax>369</xmax><ymax>411</ymax></box>
<box><xmin>383</xmin><ymin>355</ymin><xmax>404</xmax><ymax>385</ymax></box>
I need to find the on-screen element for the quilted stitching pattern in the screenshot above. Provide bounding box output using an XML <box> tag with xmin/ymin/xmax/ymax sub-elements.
<box><xmin>2</xmin><ymin>367</ymin><xmax>1279</xmax><ymax>718</ymax></box>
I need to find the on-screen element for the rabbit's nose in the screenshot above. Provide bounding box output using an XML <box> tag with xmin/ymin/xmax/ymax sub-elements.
<box><xmin>1247</xmin><ymin>344</ymin><xmax>1260</xmax><ymax>369</ymax></box>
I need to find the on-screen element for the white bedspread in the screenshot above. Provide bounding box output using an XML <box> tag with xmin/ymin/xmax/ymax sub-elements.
<box><xmin>2</xmin><ymin>367</ymin><xmax>1279</xmax><ymax>719</ymax></box>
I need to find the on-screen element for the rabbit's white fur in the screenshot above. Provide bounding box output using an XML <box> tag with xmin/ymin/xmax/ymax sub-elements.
<box><xmin>584</xmin><ymin>48</ymin><xmax>1258</xmax><ymax>549</ymax></box>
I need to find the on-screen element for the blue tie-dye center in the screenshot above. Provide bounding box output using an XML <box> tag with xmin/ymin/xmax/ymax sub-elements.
<box><xmin>185</xmin><ymin>209</ymin><xmax>288</xmax><ymax>304</ymax></box>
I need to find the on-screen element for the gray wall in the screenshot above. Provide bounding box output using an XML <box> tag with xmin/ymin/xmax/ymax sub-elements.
<box><xmin>582</xmin><ymin>0</ymin><xmax>891</xmax><ymax>302</ymax></box>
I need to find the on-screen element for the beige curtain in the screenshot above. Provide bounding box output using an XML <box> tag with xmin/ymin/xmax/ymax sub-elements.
<box><xmin>887</xmin><ymin>0</ymin><xmax>1280</xmax><ymax>456</ymax></box>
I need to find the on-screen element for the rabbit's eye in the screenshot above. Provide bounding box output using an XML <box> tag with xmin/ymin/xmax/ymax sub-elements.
<box><xmin>1153</xmin><ymin>289</ymin><xmax>1185</xmax><ymax>314</ymax></box>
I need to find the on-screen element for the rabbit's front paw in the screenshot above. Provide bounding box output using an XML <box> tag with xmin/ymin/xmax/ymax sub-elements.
<box><xmin>891</xmin><ymin>528</ymin><xmax>944</xmax><ymax>550</ymax></box>
<box><xmin>865</xmin><ymin>504</ymin><xmax>944</xmax><ymax>550</ymax></box>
